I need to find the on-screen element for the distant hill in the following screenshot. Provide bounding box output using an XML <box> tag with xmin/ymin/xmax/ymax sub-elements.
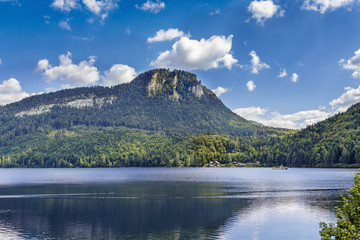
<box><xmin>282</xmin><ymin>103</ymin><xmax>360</xmax><ymax>167</ymax></box>
<box><xmin>0</xmin><ymin>69</ymin><xmax>285</xmax><ymax>167</ymax></box>
<box><xmin>1</xmin><ymin>69</ymin><xmax>358</xmax><ymax>168</ymax></box>
<box><xmin>170</xmin><ymin>103</ymin><xmax>360</xmax><ymax>168</ymax></box>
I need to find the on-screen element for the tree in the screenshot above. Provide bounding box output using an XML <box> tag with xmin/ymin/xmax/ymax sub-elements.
<box><xmin>319</xmin><ymin>170</ymin><xmax>360</xmax><ymax>239</ymax></box>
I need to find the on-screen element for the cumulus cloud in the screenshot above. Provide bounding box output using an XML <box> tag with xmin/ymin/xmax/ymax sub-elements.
<box><xmin>36</xmin><ymin>52</ymin><xmax>100</xmax><ymax>86</ymax></box>
<box><xmin>136</xmin><ymin>0</ymin><xmax>165</xmax><ymax>13</ymax></box>
<box><xmin>233</xmin><ymin>106</ymin><xmax>331</xmax><ymax>129</ymax></box>
<box><xmin>151</xmin><ymin>35</ymin><xmax>238</xmax><ymax>71</ymax></box>
<box><xmin>249</xmin><ymin>50</ymin><xmax>270</xmax><ymax>74</ymax></box>
<box><xmin>0</xmin><ymin>58</ymin><xmax>2</xmax><ymax>65</ymax></box>
<box><xmin>248</xmin><ymin>0</ymin><xmax>284</xmax><ymax>24</ymax></box>
<box><xmin>212</xmin><ymin>86</ymin><xmax>229</xmax><ymax>97</ymax></box>
<box><xmin>277</xmin><ymin>68</ymin><xmax>287</xmax><ymax>78</ymax></box>
<box><xmin>233</xmin><ymin>106</ymin><xmax>267</xmax><ymax>119</ymax></box>
<box><xmin>82</xmin><ymin>0</ymin><xmax>119</xmax><ymax>20</ymax></box>
<box><xmin>0</xmin><ymin>78</ymin><xmax>30</xmax><ymax>105</ymax></box>
<box><xmin>59</xmin><ymin>19</ymin><xmax>71</xmax><ymax>31</ymax></box>
<box><xmin>51</xmin><ymin>0</ymin><xmax>118</xmax><ymax>21</ymax></box>
<box><xmin>291</xmin><ymin>73</ymin><xmax>299</xmax><ymax>83</ymax></box>
<box><xmin>51</xmin><ymin>0</ymin><xmax>79</xmax><ymax>11</ymax></box>
<box><xmin>103</xmin><ymin>64</ymin><xmax>137</xmax><ymax>86</ymax></box>
<box><xmin>147</xmin><ymin>28</ymin><xmax>190</xmax><ymax>43</ymax></box>
<box><xmin>339</xmin><ymin>49</ymin><xmax>360</xmax><ymax>79</ymax></box>
<box><xmin>329</xmin><ymin>85</ymin><xmax>360</xmax><ymax>112</ymax></box>
<box><xmin>302</xmin><ymin>0</ymin><xmax>355</xmax><ymax>14</ymax></box>
<box><xmin>246</xmin><ymin>80</ymin><xmax>256</xmax><ymax>91</ymax></box>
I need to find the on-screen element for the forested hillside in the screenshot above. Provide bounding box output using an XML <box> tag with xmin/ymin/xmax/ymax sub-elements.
<box><xmin>1</xmin><ymin>69</ymin><xmax>271</xmax><ymax>138</ymax></box>
<box><xmin>187</xmin><ymin>103</ymin><xmax>360</xmax><ymax>168</ymax></box>
<box><xmin>0</xmin><ymin>69</ymin><xmax>286</xmax><ymax>167</ymax></box>
<box><xmin>0</xmin><ymin>69</ymin><xmax>359</xmax><ymax>168</ymax></box>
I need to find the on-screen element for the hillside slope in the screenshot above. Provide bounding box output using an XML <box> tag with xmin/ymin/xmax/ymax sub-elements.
<box><xmin>0</xmin><ymin>69</ymin><xmax>287</xmax><ymax>167</ymax></box>
<box><xmin>175</xmin><ymin>103</ymin><xmax>360</xmax><ymax>168</ymax></box>
<box><xmin>1</xmin><ymin>69</ymin><xmax>270</xmax><ymax>139</ymax></box>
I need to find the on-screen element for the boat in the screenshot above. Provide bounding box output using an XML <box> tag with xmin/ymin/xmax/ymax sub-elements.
<box><xmin>272</xmin><ymin>165</ymin><xmax>288</xmax><ymax>170</ymax></box>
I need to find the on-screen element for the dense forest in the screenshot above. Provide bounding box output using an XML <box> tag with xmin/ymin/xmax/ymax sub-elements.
<box><xmin>0</xmin><ymin>69</ymin><xmax>359</xmax><ymax>168</ymax></box>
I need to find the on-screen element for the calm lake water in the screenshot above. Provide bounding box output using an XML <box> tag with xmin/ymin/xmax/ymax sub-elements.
<box><xmin>0</xmin><ymin>168</ymin><xmax>356</xmax><ymax>240</ymax></box>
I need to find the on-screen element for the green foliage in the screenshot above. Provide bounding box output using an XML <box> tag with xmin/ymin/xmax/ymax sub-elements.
<box><xmin>319</xmin><ymin>171</ymin><xmax>360</xmax><ymax>239</ymax></box>
<box><xmin>257</xmin><ymin>103</ymin><xmax>360</xmax><ymax>167</ymax></box>
<box><xmin>0</xmin><ymin>69</ymin><xmax>274</xmax><ymax>138</ymax></box>
<box><xmin>0</xmin><ymin>126</ymin><xmax>196</xmax><ymax>167</ymax></box>
<box><xmin>0</xmin><ymin>69</ymin><xmax>359</xmax><ymax>168</ymax></box>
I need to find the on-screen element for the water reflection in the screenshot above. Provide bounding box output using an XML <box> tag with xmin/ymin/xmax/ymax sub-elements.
<box><xmin>0</xmin><ymin>188</ymin><xmax>250</xmax><ymax>239</ymax></box>
<box><xmin>0</xmin><ymin>168</ymin><xmax>355</xmax><ymax>239</ymax></box>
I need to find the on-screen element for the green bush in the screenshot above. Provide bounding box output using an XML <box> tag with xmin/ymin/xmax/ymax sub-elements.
<box><xmin>319</xmin><ymin>170</ymin><xmax>360</xmax><ymax>239</ymax></box>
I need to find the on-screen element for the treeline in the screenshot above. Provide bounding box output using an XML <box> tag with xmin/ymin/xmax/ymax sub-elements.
<box><xmin>1</xmin><ymin>124</ymin><xmax>359</xmax><ymax>168</ymax></box>
<box><xmin>0</xmin><ymin>69</ymin><xmax>359</xmax><ymax>168</ymax></box>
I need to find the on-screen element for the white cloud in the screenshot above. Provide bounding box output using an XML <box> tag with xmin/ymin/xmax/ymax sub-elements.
<box><xmin>277</xmin><ymin>68</ymin><xmax>287</xmax><ymax>78</ymax></box>
<box><xmin>59</xmin><ymin>19</ymin><xmax>71</xmax><ymax>31</ymax></box>
<box><xmin>233</xmin><ymin>106</ymin><xmax>267</xmax><ymax>119</ymax></box>
<box><xmin>0</xmin><ymin>0</ymin><xmax>20</xmax><ymax>5</ymax></box>
<box><xmin>51</xmin><ymin>0</ymin><xmax>118</xmax><ymax>21</ymax></box>
<box><xmin>151</xmin><ymin>35</ymin><xmax>238</xmax><ymax>71</ymax></box>
<box><xmin>246</xmin><ymin>80</ymin><xmax>256</xmax><ymax>91</ymax></box>
<box><xmin>72</xmin><ymin>36</ymin><xmax>93</xmax><ymax>41</ymax></box>
<box><xmin>51</xmin><ymin>0</ymin><xmax>79</xmax><ymax>12</ymax></box>
<box><xmin>61</xmin><ymin>84</ymin><xmax>76</xmax><ymax>89</ymax></box>
<box><xmin>291</xmin><ymin>73</ymin><xmax>299</xmax><ymax>83</ymax></box>
<box><xmin>36</xmin><ymin>52</ymin><xmax>100</xmax><ymax>86</ymax></box>
<box><xmin>212</xmin><ymin>86</ymin><xmax>229</xmax><ymax>97</ymax></box>
<box><xmin>103</xmin><ymin>64</ymin><xmax>137</xmax><ymax>86</ymax></box>
<box><xmin>0</xmin><ymin>58</ymin><xmax>2</xmax><ymax>65</ymax></box>
<box><xmin>233</xmin><ymin>106</ymin><xmax>331</xmax><ymax>129</ymax></box>
<box><xmin>339</xmin><ymin>49</ymin><xmax>360</xmax><ymax>79</ymax></box>
<box><xmin>136</xmin><ymin>0</ymin><xmax>165</xmax><ymax>14</ymax></box>
<box><xmin>248</xmin><ymin>0</ymin><xmax>284</xmax><ymax>24</ymax></box>
<box><xmin>82</xmin><ymin>0</ymin><xmax>119</xmax><ymax>20</ymax></box>
<box><xmin>249</xmin><ymin>50</ymin><xmax>270</xmax><ymax>74</ymax></box>
<box><xmin>329</xmin><ymin>85</ymin><xmax>360</xmax><ymax>112</ymax></box>
<box><xmin>302</xmin><ymin>0</ymin><xmax>355</xmax><ymax>14</ymax></box>
<box><xmin>209</xmin><ymin>9</ymin><xmax>220</xmax><ymax>16</ymax></box>
<box><xmin>44</xmin><ymin>15</ymin><xmax>51</xmax><ymax>24</ymax></box>
<box><xmin>147</xmin><ymin>28</ymin><xmax>190</xmax><ymax>43</ymax></box>
<box><xmin>0</xmin><ymin>78</ymin><xmax>30</xmax><ymax>105</ymax></box>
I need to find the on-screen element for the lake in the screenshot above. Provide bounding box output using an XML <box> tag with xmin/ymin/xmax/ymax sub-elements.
<box><xmin>0</xmin><ymin>168</ymin><xmax>356</xmax><ymax>239</ymax></box>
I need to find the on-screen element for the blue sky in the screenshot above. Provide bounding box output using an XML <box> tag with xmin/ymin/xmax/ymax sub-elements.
<box><xmin>1</xmin><ymin>0</ymin><xmax>360</xmax><ymax>129</ymax></box>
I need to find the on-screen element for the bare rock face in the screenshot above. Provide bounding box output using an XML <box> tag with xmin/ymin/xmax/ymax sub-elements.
<box><xmin>145</xmin><ymin>69</ymin><xmax>205</xmax><ymax>100</ymax></box>
<box><xmin>15</xmin><ymin>96</ymin><xmax>117</xmax><ymax>117</ymax></box>
<box><xmin>147</xmin><ymin>72</ymin><xmax>163</xmax><ymax>97</ymax></box>
<box><xmin>190</xmin><ymin>83</ymin><xmax>204</xmax><ymax>98</ymax></box>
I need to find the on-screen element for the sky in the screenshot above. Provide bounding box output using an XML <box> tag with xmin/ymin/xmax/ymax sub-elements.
<box><xmin>1</xmin><ymin>0</ymin><xmax>360</xmax><ymax>129</ymax></box>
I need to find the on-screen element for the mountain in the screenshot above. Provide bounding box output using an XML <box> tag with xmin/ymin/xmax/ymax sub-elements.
<box><xmin>1</xmin><ymin>69</ymin><xmax>266</xmax><ymax>137</ymax></box>
<box><xmin>2</xmin><ymin>68</ymin><xmax>357</xmax><ymax>168</ymax></box>
<box><xmin>0</xmin><ymin>69</ymin><xmax>284</xmax><ymax>167</ymax></box>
